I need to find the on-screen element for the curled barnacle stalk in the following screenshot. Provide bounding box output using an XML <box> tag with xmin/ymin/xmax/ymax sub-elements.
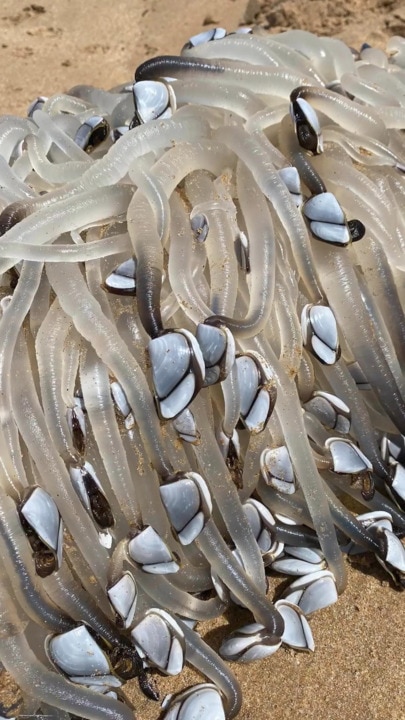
<box><xmin>148</xmin><ymin>329</ymin><xmax>205</xmax><ymax>420</ymax></box>
<box><xmin>302</xmin><ymin>192</ymin><xmax>365</xmax><ymax>246</ymax></box>
<box><xmin>17</xmin><ymin>487</ymin><xmax>63</xmax><ymax>577</ymax></box>
<box><xmin>301</xmin><ymin>303</ymin><xmax>340</xmax><ymax>365</ymax></box>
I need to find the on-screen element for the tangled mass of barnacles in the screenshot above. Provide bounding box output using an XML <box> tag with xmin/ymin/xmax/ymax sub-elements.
<box><xmin>0</xmin><ymin>24</ymin><xmax>405</xmax><ymax>720</ymax></box>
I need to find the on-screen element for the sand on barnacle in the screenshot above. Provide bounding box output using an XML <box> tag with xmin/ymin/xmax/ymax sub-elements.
<box><xmin>0</xmin><ymin>1</ymin><xmax>404</xmax><ymax>719</ymax></box>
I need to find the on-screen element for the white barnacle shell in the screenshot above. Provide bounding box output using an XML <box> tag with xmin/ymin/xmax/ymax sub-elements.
<box><xmin>66</xmin><ymin>396</ymin><xmax>87</xmax><ymax>454</ymax></box>
<box><xmin>243</xmin><ymin>498</ymin><xmax>284</xmax><ymax>564</ymax></box>
<box><xmin>260</xmin><ymin>446</ymin><xmax>296</xmax><ymax>495</ymax></box>
<box><xmin>172</xmin><ymin>408</ymin><xmax>200</xmax><ymax>444</ymax></box>
<box><xmin>27</xmin><ymin>95</ymin><xmax>47</xmax><ymax>117</ymax></box>
<box><xmin>325</xmin><ymin>437</ymin><xmax>373</xmax><ymax>474</ymax></box>
<box><xmin>342</xmin><ymin>511</ymin><xmax>393</xmax><ymax>555</ymax></box>
<box><xmin>104</xmin><ymin>257</ymin><xmax>137</xmax><ymax>295</ymax></box>
<box><xmin>183</xmin><ymin>27</ymin><xmax>227</xmax><ymax>50</ymax></box>
<box><xmin>219</xmin><ymin>623</ymin><xmax>281</xmax><ymax>663</ymax></box>
<box><xmin>374</xmin><ymin>526</ymin><xmax>405</xmax><ymax>587</ymax></box>
<box><xmin>46</xmin><ymin>625</ymin><xmax>111</xmax><ymax>679</ymax></box>
<box><xmin>275</xmin><ymin>600</ymin><xmax>315</xmax><ymax>651</ymax></box>
<box><xmin>190</xmin><ymin>212</ymin><xmax>209</xmax><ymax>243</ymax></box>
<box><xmin>278</xmin><ymin>166</ymin><xmax>302</xmax><ymax>207</ymax></box>
<box><xmin>148</xmin><ymin>329</ymin><xmax>205</xmax><ymax>420</ymax></box>
<box><xmin>304</xmin><ymin>390</ymin><xmax>351</xmax><ymax>434</ymax></box>
<box><xmin>69</xmin><ymin>462</ymin><xmax>114</xmax><ymax>531</ymax></box>
<box><xmin>290</xmin><ymin>94</ymin><xmax>323</xmax><ymax>154</ymax></box>
<box><xmin>282</xmin><ymin>570</ymin><xmax>338</xmax><ymax>615</ymax></box>
<box><xmin>303</xmin><ymin>192</ymin><xmax>365</xmax><ymax>245</ymax></box>
<box><xmin>234</xmin><ymin>229</ymin><xmax>250</xmax><ymax>273</ymax></box>
<box><xmin>160</xmin><ymin>472</ymin><xmax>212</xmax><ymax>545</ymax></box>
<box><xmin>236</xmin><ymin>352</ymin><xmax>277</xmax><ymax>433</ymax></box>
<box><xmin>128</xmin><ymin>526</ymin><xmax>179</xmax><ymax>574</ymax></box>
<box><xmin>301</xmin><ymin>303</ymin><xmax>340</xmax><ymax>365</ymax></box>
<box><xmin>132</xmin><ymin>80</ymin><xmax>176</xmax><ymax>124</ymax></box>
<box><xmin>386</xmin><ymin>461</ymin><xmax>405</xmax><ymax>508</ymax></box>
<box><xmin>271</xmin><ymin>552</ymin><xmax>326</xmax><ymax>576</ymax></box>
<box><xmin>19</xmin><ymin>486</ymin><xmax>63</xmax><ymax>572</ymax></box>
<box><xmin>131</xmin><ymin>608</ymin><xmax>185</xmax><ymax>675</ymax></box>
<box><xmin>196</xmin><ymin>322</ymin><xmax>236</xmax><ymax>386</ymax></box>
<box><xmin>107</xmin><ymin>572</ymin><xmax>138</xmax><ymax>629</ymax></box>
<box><xmin>74</xmin><ymin>115</ymin><xmax>109</xmax><ymax>152</ymax></box>
<box><xmin>162</xmin><ymin>683</ymin><xmax>226</xmax><ymax>720</ymax></box>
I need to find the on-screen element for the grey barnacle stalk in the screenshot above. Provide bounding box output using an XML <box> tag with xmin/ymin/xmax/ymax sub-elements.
<box><xmin>160</xmin><ymin>472</ymin><xmax>212</xmax><ymax>545</ymax></box>
<box><xmin>148</xmin><ymin>328</ymin><xmax>205</xmax><ymax>420</ymax></box>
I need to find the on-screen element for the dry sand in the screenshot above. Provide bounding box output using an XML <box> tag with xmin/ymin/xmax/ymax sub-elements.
<box><xmin>0</xmin><ymin>1</ymin><xmax>404</xmax><ymax>719</ymax></box>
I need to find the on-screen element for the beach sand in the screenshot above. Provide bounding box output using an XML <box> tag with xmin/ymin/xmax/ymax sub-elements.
<box><xmin>0</xmin><ymin>1</ymin><xmax>404</xmax><ymax>718</ymax></box>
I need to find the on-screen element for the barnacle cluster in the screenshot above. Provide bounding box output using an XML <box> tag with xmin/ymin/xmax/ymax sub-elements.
<box><xmin>0</xmin><ymin>27</ymin><xmax>404</xmax><ymax>720</ymax></box>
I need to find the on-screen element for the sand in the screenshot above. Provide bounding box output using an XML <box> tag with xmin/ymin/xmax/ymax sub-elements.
<box><xmin>0</xmin><ymin>1</ymin><xmax>404</xmax><ymax>719</ymax></box>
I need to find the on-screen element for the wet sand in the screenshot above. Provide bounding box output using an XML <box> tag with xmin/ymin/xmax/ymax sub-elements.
<box><xmin>0</xmin><ymin>1</ymin><xmax>404</xmax><ymax>718</ymax></box>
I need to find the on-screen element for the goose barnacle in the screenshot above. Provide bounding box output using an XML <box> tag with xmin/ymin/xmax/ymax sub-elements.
<box><xmin>0</xmin><ymin>24</ymin><xmax>404</xmax><ymax>720</ymax></box>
